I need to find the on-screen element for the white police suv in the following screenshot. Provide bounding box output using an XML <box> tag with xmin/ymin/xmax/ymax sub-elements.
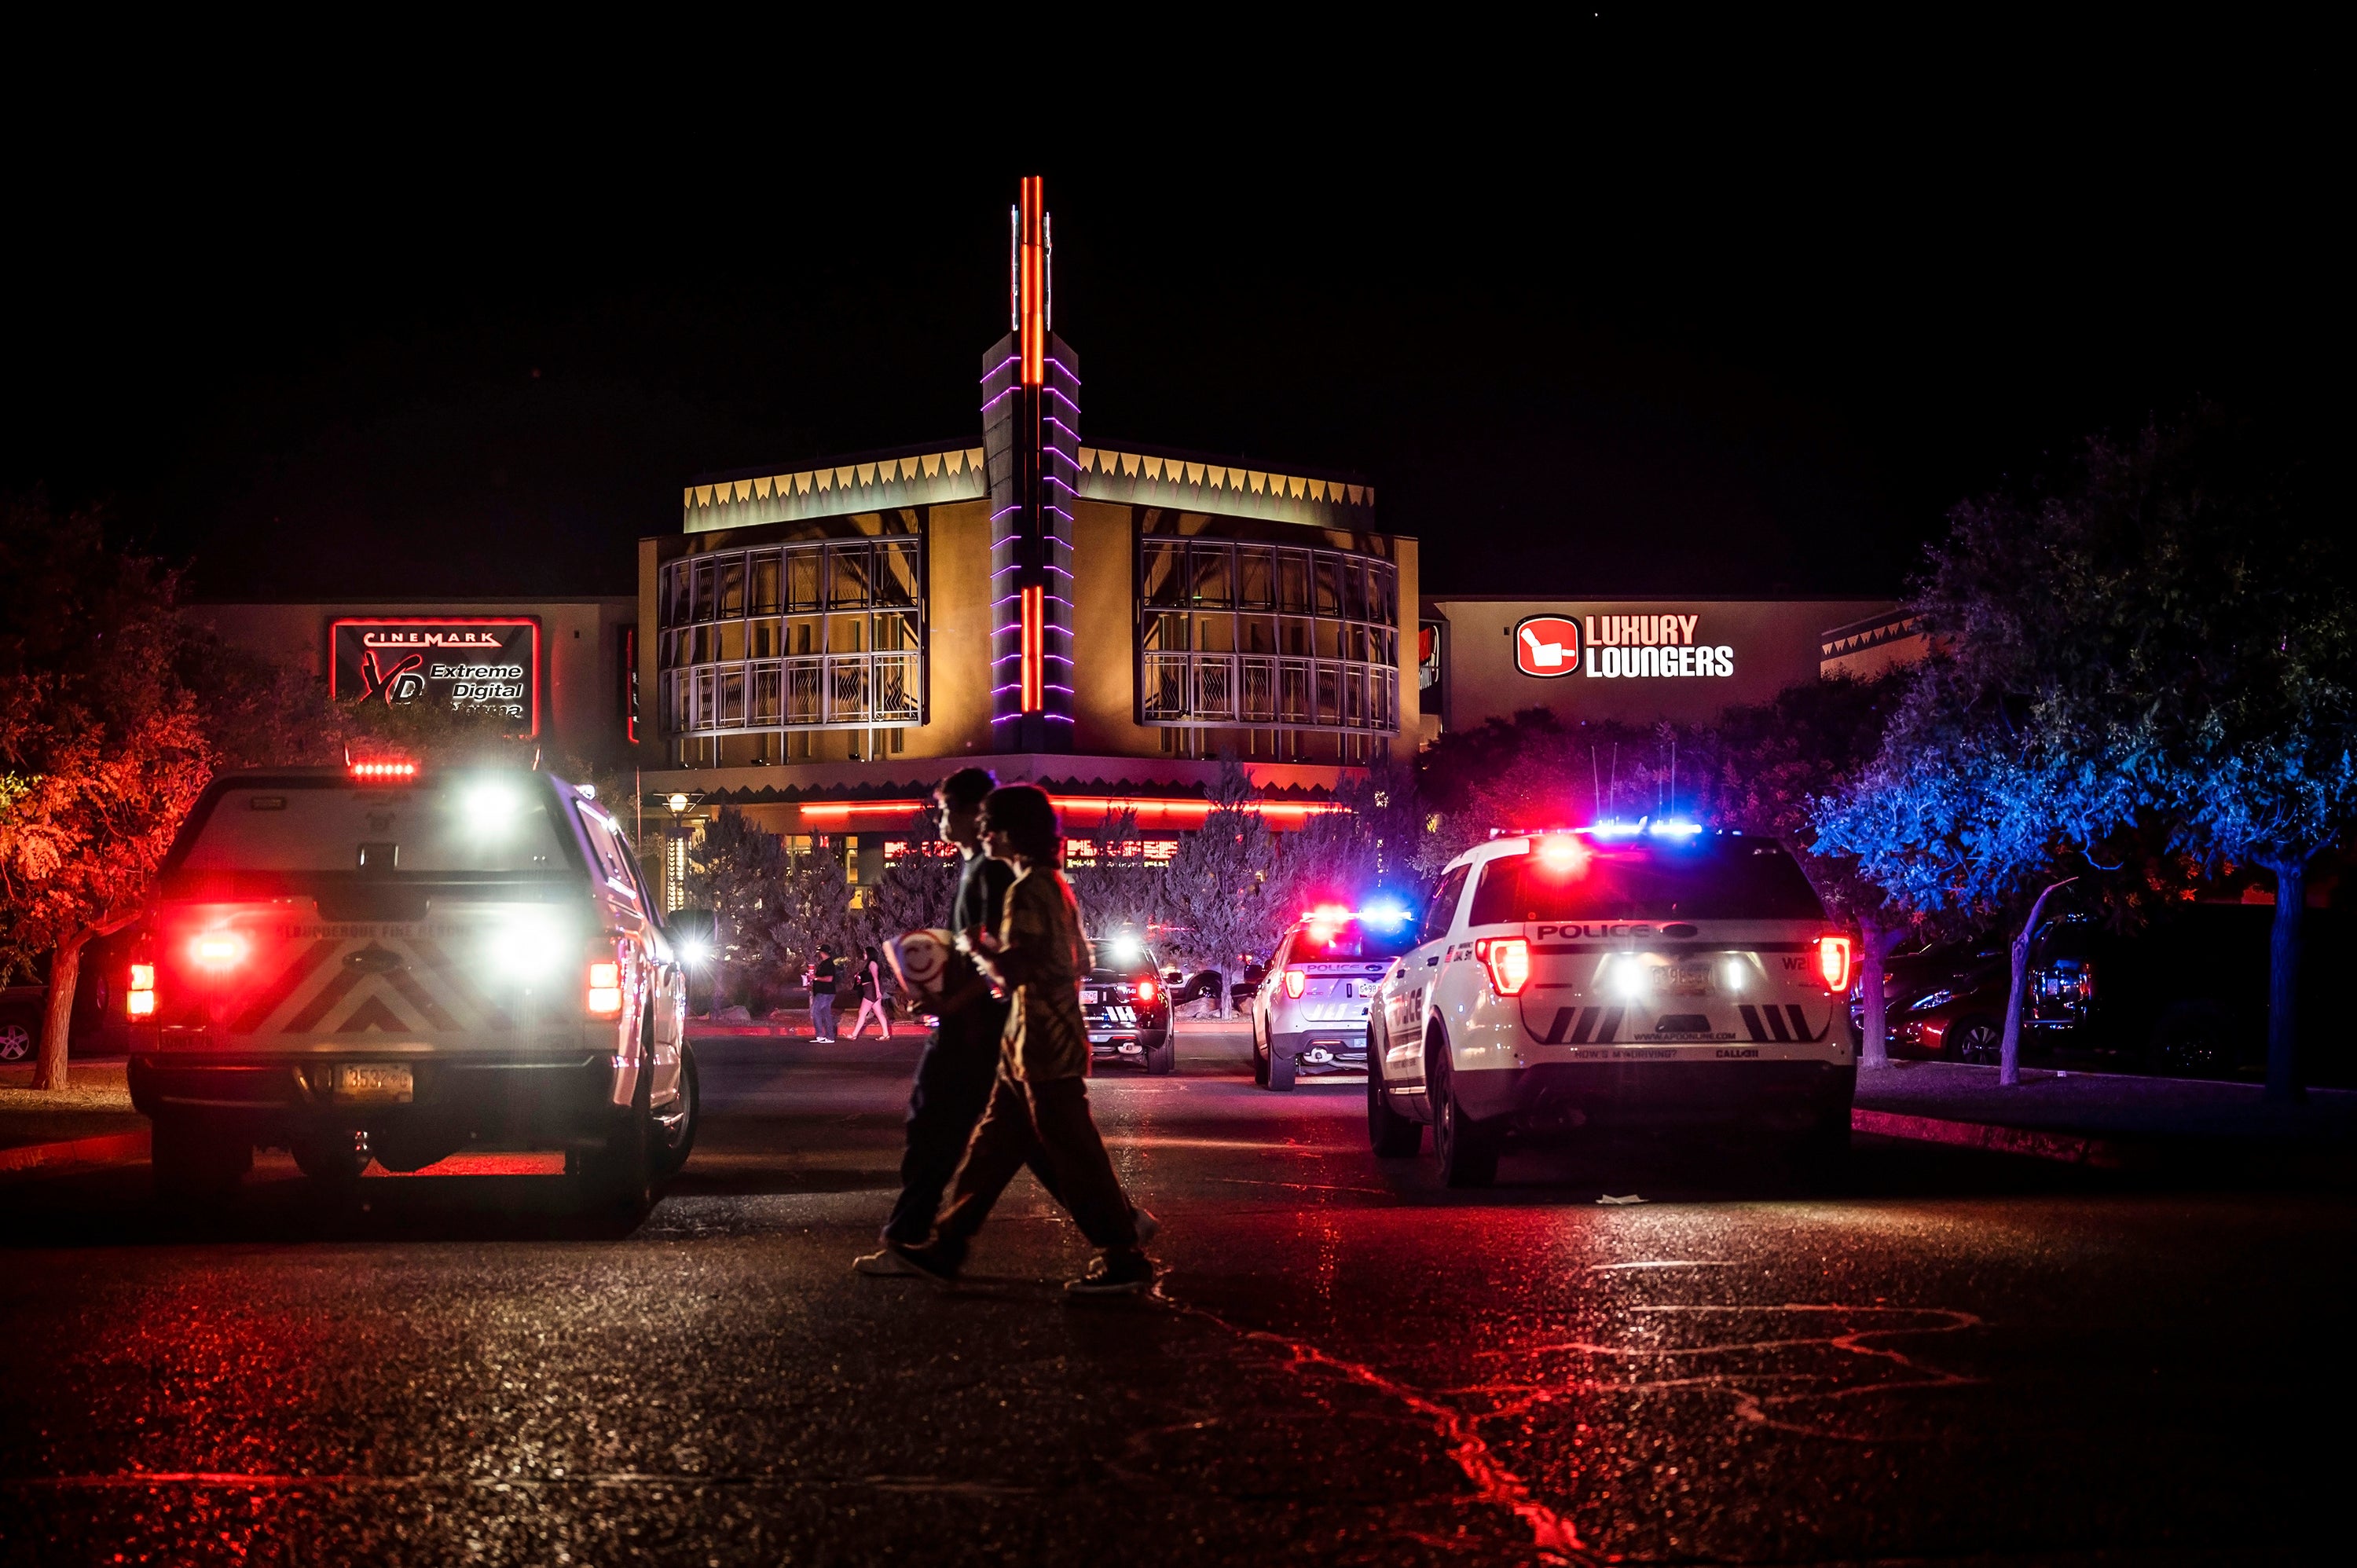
<box><xmin>1251</xmin><ymin>902</ymin><xmax>1417</xmax><ymax>1090</ymax></box>
<box><xmin>1365</xmin><ymin>822</ymin><xmax>1856</xmax><ymax>1185</ymax></box>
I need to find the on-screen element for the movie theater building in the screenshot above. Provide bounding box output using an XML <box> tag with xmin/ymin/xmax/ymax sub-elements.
<box><xmin>635</xmin><ymin>178</ymin><xmax>1414</xmax><ymax>883</ymax></box>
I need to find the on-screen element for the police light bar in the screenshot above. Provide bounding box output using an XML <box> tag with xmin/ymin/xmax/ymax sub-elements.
<box><xmin>350</xmin><ymin>760</ymin><xmax>419</xmax><ymax>782</ymax></box>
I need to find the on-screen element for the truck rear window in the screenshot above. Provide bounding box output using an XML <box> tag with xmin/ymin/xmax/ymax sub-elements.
<box><xmin>1291</xmin><ymin>921</ymin><xmax>1417</xmax><ymax>961</ymax></box>
<box><xmin>176</xmin><ymin>779</ymin><xmax>570</xmax><ymax>874</ymax></box>
<box><xmin>1468</xmin><ymin>840</ymin><xmax>1826</xmax><ymax>924</ymax></box>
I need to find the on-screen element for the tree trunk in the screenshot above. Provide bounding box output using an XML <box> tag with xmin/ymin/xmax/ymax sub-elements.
<box><xmin>2264</xmin><ymin>856</ymin><xmax>2307</xmax><ymax>1105</ymax></box>
<box><xmin>2000</xmin><ymin>877</ymin><xmax>2077</xmax><ymax>1088</ymax></box>
<box><xmin>31</xmin><ymin>930</ymin><xmax>89</xmax><ymax>1093</ymax></box>
<box><xmin>1857</xmin><ymin>915</ymin><xmax>1892</xmax><ymax>1070</ymax></box>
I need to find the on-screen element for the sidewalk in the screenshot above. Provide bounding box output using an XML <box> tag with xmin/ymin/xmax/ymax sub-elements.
<box><xmin>0</xmin><ymin>1059</ymin><xmax>148</xmax><ymax>1174</ymax></box>
<box><xmin>1852</xmin><ymin>1058</ymin><xmax>2357</xmax><ymax>1174</ymax></box>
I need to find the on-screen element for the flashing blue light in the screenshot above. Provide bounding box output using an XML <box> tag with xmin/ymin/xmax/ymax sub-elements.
<box><xmin>1578</xmin><ymin>816</ymin><xmax>1704</xmax><ymax>841</ymax></box>
<box><xmin>1357</xmin><ymin>897</ymin><xmax>1412</xmax><ymax>931</ymax></box>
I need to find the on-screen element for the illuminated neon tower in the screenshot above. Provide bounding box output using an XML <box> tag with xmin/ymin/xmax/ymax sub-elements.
<box><xmin>981</xmin><ymin>174</ymin><xmax>1079</xmax><ymax>751</ymax></box>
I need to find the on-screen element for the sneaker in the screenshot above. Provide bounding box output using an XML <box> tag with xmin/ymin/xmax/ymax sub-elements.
<box><xmin>852</xmin><ymin>1247</ymin><xmax>928</xmax><ymax>1278</ymax></box>
<box><xmin>1131</xmin><ymin>1206</ymin><xmax>1162</xmax><ymax>1247</ymax></box>
<box><xmin>881</xmin><ymin>1241</ymin><xmax>961</xmax><ymax>1288</ymax></box>
<box><xmin>1065</xmin><ymin>1251</ymin><xmax>1157</xmax><ymax>1296</ymax></box>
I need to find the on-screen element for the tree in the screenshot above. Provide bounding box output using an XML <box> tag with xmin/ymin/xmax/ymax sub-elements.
<box><xmin>867</xmin><ymin>807</ymin><xmax>959</xmax><ymax>938</ymax></box>
<box><xmin>1683</xmin><ymin>675</ymin><xmax>1909</xmax><ymax>1065</ymax></box>
<box><xmin>2019</xmin><ymin>413</ymin><xmax>2352</xmax><ymax>1098</ymax></box>
<box><xmin>0</xmin><ymin>500</ymin><xmax>215</xmax><ymax>1090</ymax></box>
<box><xmin>1062</xmin><ymin>807</ymin><xmax>1160</xmax><ymax>949</ymax></box>
<box><xmin>773</xmin><ymin>832</ymin><xmax>856</xmax><ymax>980</ymax></box>
<box><xmin>1157</xmin><ymin>759</ymin><xmax>1288</xmax><ymax>1014</ymax></box>
<box><xmin>1816</xmin><ymin>408</ymin><xmax>2348</xmax><ymax>1092</ymax></box>
<box><xmin>684</xmin><ymin>808</ymin><xmax>797</xmax><ymax>1010</ymax></box>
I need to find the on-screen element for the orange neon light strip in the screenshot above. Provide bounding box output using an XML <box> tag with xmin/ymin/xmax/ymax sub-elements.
<box><xmin>1020</xmin><ymin>584</ymin><xmax>1043</xmax><ymax>713</ymax></box>
<box><xmin>797</xmin><ymin>797</ymin><xmax>1349</xmax><ymax>830</ymax></box>
<box><xmin>1018</xmin><ymin>176</ymin><xmax>1044</xmax><ymax>387</ymax></box>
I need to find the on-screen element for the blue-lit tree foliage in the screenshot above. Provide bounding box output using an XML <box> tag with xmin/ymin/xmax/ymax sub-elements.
<box><xmin>1822</xmin><ymin>408</ymin><xmax>2351</xmax><ymax>1096</ymax></box>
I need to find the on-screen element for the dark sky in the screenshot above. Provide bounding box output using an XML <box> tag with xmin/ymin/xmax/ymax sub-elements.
<box><xmin>4</xmin><ymin>26</ymin><xmax>2330</xmax><ymax>603</ymax></box>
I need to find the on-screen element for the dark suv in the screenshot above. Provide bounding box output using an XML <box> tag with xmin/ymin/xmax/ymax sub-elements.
<box><xmin>1082</xmin><ymin>937</ymin><xmax>1176</xmax><ymax>1075</ymax></box>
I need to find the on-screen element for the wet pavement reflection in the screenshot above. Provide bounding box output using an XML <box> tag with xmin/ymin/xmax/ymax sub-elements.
<box><xmin>2</xmin><ymin>1029</ymin><xmax>2348</xmax><ymax>1563</ymax></box>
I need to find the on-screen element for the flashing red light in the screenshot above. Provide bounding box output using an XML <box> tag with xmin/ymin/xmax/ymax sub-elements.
<box><xmin>189</xmin><ymin>932</ymin><xmax>249</xmax><ymax>970</ymax></box>
<box><xmin>1534</xmin><ymin>833</ymin><xmax>1589</xmax><ymax>874</ymax></box>
<box><xmin>351</xmin><ymin>760</ymin><xmax>418</xmax><ymax>782</ymax></box>
<box><xmin>1816</xmin><ymin>936</ymin><xmax>1853</xmax><ymax>994</ymax></box>
<box><xmin>1282</xmin><ymin>967</ymin><xmax>1307</xmax><ymax>1000</ymax></box>
<box><xmin>1135</xmin><ymin>978</ymin><xmax>1157</xmax><ymax>1005</ymax></box>
<box><xmin>1476</xmin><ymin>936</ymin><xmax>1532</xmax><ymax>997</ymax></box>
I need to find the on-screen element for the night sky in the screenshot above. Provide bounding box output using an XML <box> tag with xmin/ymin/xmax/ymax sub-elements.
<box><xmin>5</xmin><ymin>29</ymin><xmax>2326</xmax><ymax>605</ymax></box>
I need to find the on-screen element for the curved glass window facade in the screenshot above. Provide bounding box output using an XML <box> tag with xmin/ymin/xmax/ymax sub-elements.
<box><xmin>1136</xmin><ymin>538</ymin><xmax>1399</xmax><ymax>735</ymax></box>
<box><xmin>658</xmin><ymin>537</ymin><xmax>925</xmax><ymax>756</ymax></box>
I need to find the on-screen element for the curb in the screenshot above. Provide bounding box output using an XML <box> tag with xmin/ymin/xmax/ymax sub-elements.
<box><xmin>1851</xmin><ymin>1108</ymin><xmax>2124</xmax><ymax>1168</ymax></box>
<box><xmin>0</xmin><ymin>1129</ymin><xmax>151</xmax><ymax>1178</ymax></box>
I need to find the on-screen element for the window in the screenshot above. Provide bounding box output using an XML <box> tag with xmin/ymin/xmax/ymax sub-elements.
<box><xmin>1135</xmin><ymin>531</ymin><xmax>1400</xmax><ymax>737</ymax></box>
<box><xmin>658</xmin><ymin>529</ymin><xmax>928</xmax><ymax>754</ymax></box>
<box><xmin>1467</xmin><ymin>841</ymin><xmax>1827</xmax><ymax>925</ymax></box>
<box><xmin>1420</xmin><ymin>865</ymin><xmax>1470</xmax><ymax>943</ymax></box>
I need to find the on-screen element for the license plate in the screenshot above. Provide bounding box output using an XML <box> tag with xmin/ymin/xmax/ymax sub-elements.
<box><xmin>1651</xmin><ymin>965</ymin><xmax>1710</xmax><ymax>996</ymax></box>
<box><xmin>335</xmin><ymin>1064</ymin><xmax>413</xmax><ymax>1103</ymax></box>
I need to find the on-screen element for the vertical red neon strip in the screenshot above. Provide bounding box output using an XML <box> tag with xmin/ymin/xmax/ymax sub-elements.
<box><xmin>1021</xmin><ymin>584</ymin><xmax>1043</xmax><ymax>713</ymax></box>
<box><xmin>1019</xmin><ymin>176</ymin><xmax>1044</xmax><ymax>388</ymax></box>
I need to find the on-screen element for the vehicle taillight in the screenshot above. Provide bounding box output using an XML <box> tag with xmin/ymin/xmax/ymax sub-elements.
<box><xmin>1476</xmin><ymin>937</ymin><xmax>1532</xmax><ymax>998</ymax></box>
<box><xmin>350</xmin><ymin>760</ymin><xmax>419</xmax><ymax>782</ymax></box>
<box><xmin>587</xmin><ymin>955</ymin><xmax>624</xmax><ymax>1018</ymax></box>
<box><xmin>1816</xmin><ymin>936</ymin><xmax>1852</xmax><ymax>994</ymax></box>
<box><xmin>1135</xmin><ymin>978</ymin><xmax>1157</xmax><ymax>1004</ymax></box>
<box><xmin>1282</xmin><ymin>968</ymin><xmax>1307</xmax><ymax>999</ymax></box>
<box><xmin>127</xmin><ymin>963</ymin><xmax>156</xmax><ymax>1017</ymax></box>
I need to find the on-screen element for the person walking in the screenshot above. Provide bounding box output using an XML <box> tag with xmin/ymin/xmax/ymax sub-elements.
<box><xmin>855</xmin><ymin>768</ymin><xmax>1032</xmax><ymax>1273</ymax></box>
<box><xmin>849</xmin><ymin>944</ymin><xmax>895</xmax><ymax>1040</ymax></box>
<box><xmin>807</xmin><ymin>944</ymin><xmax>840</xmax><ymax>1042</ymax></box>
<box><xmin>830</xmin><ymin>940</ymin><xmax>861</xmax><ymax>1038</ymax></box>
<box><xmin>885</xmin><ymin>783</ymin><xmax>1157</xmax><ymax>1295</ymax></box>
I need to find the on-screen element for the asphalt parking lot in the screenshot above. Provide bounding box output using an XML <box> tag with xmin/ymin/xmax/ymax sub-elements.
<box><xmin>2</xmin><ymin>1024</ymin><xmax>2349</xmax><ymax>1564</ymax></box>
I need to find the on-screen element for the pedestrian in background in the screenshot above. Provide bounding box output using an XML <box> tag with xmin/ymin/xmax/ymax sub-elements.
<box><xmin>849</xmin><ymin>944</ymin><xmax>895</xmax><ymax>1040</ymax></box>
<box><xmin>830</xmin><ymin>941</ymin><xmax>861</xmax><ymax>1039</ymax></box>
<box><xmin>808</xmin><ymin>944</ymin><xmax>839</xmax><ymax>1042</ymax></box>
<box><xmin>889</xmin><ymin>783</ymin><xmax>1156</xmax><ymax>1295</ymax></box>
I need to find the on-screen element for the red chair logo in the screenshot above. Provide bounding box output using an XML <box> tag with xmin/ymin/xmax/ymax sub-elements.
<box><xmin>1513</xmin><ymin>615</ymin><xmax>1581</xmax><ymax>677</ymax></box>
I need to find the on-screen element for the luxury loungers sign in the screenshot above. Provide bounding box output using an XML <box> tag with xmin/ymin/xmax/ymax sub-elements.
<box><xmin>1513</xmin><ymin>613</ymin><xmax>1736</xmax><ymax>681</ymax></box>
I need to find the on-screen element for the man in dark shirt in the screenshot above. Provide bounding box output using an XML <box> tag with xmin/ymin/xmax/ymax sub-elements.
<box><xmin>857</xmin><ymin>768</ymin><xmax>1025</xmax><ymax>1267</ymax></box>
<box><xmin>808</xmin><ymin>944</ymin><xmax>839</xmax><ymax>1042</ymax></box>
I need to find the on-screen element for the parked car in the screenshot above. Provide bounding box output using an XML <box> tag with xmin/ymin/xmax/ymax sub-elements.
<box><xmin>1857</xmin><ymin>903</ymin><xmax>2350</xmax><ymax>1081</ymax></box>
<box><xmin>0</xmin><ymin>985</ymin><xmax>41</xmax><ymax>1063</ymax></box>
<box><xmin>1083</xmin><ymin>936</ymin><xmax>1177</xmax><ymax>1074</ymax></box>
<box><xmin>124</xmin><ymin>762</ymin><xmax>696</xmax><ymax>1212</ymax></box>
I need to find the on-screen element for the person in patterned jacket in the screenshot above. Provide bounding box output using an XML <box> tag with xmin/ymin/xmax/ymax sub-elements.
<box><xmin>888</xmin><ymin>783</ymin><xmax>1155</xmax><ymax>1295</ymax></box>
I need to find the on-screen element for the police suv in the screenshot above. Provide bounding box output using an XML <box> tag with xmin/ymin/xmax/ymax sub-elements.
<box><xmin>124</xmin><ymin>763</ymin><xmax>695</xmax><ymax>1214</ymax></box>
<box><xmin>1252</xmin><ymin>904</ymin><xmax>1416</xmax><ymax>1090</ymax></box>
<box><xmin>1366</xmin><ymin>823</ymin><xmax>1856</xmax><ymax>1185</ymax></box>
